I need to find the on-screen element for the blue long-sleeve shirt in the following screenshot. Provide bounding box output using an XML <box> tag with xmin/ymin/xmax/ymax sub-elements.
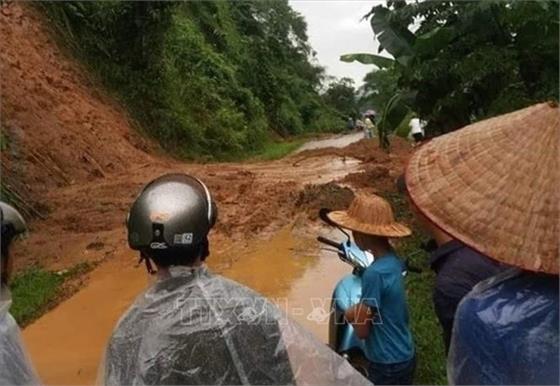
<box><xmin>429</xmin><ymin>240</ymin><xmax>504</xmax><ymax>351</ymax></box>
<box><xmin>449</xmin><ymin>268</ymin><xmax>559</xmax><ymax>385</ymax></box>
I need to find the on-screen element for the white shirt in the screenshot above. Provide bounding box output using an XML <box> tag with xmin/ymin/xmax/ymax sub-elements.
<box><xmin>409</xmin><ymin>118</ymin><xmax>424</xmax><ymax>135</ymax></box>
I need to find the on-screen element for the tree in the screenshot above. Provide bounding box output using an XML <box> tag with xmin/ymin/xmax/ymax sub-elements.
<box><xmin>37</xmin><ymin>0</ymin><xmax>343</xmax><ymax>158</ymax></box>
<box><xmin>358</xmin><ymin>68</ymin><xmax>399</xmax><ymax>113</ymax></box>
<box><xmin>342</xmin><ymin>0</ymin><xmax>559</xmax><ymax>143</ymax></box>
<box><xmin>322</xmin><ymin>78</ymin><xmax>359</xmax><ymax>119</ymax></box>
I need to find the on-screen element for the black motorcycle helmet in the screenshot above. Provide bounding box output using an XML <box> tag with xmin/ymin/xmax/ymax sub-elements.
<box><xmin>1</xmin><ymin>201</ymin><xmax>27</xmax><ymax>285</ymax></box>
<box><xmin>127</xmin><ymin>173</ymin><xmax>218</xmax><ymax>273</ymax></box>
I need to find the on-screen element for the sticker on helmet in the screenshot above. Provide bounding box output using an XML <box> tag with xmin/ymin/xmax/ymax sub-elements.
<box><xmin>174</xmin><ymin>233</ymin><xmax>193</xmax><ymax>245</ymax></box>
<box><xmin>150</xmin><ymin>242</ymin><xmax>168</xmax><ymax>249</ymax></box>
<box><xmin>150</xmin><ymin>212</ymin><xmax>171</xmax><ymax>222</ymax></box>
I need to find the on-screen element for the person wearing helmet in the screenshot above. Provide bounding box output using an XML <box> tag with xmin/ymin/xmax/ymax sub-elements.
<box><xmin>101</xmin><ymin>173</ymin><xmax>369</xmax><ymax>386</ymax></box>
<box><xmin>0</xmin><ymin>201</ymin><xmax>41</xmax><ymax>385</ymax></box>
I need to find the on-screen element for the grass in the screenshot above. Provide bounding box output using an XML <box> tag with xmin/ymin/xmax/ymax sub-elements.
<box><xmin>384</xmin><ymin>192</ymin><xmax>448</xmax><ymax>385</ymax></box>
<box><xmin>10</xmin><ymin>262</ymin><xmax>93</xmax><ymax>327</ymax></box>
<box><xmin>251</xmin><ymin>139</ymin><xmax>306</xmax><ymax>161</ymax></box>
<box><xmin>241</xmin><ymin>137</ymin><xmax>306</xmax><ymax>161</ymax></box>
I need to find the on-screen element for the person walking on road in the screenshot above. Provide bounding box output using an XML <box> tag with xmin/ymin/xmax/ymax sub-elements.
<box><xmin>364</xmin><ymin>115</ymin><xmax>375</xmax><ymax>139</ymax></box>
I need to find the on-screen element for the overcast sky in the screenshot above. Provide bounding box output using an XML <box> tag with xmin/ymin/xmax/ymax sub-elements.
<box><xmin>289</xmin><ymin>0</ymin><xmax>387</xmax><ymax>87</ymax></box>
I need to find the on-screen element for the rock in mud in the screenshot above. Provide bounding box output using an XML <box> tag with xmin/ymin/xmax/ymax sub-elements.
<box><xmin>295</xmin><ymin>182</ymin><xmax>354</xmax><ymax>220</ymax></box>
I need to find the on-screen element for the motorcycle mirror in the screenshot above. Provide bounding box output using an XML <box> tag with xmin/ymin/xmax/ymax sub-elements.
<box><xmin>318</xmin><ymin>208</ymin><xmax>335</xmax><ymax>225</ymax></box>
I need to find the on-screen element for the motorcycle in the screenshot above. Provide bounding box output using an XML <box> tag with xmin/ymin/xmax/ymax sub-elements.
<box><xmin>316</xmin><ymin>209</ymin><xmax>420</xmax><ymax>377</ymax></box>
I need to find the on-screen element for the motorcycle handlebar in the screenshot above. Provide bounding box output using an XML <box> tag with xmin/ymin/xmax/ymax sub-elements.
<box><xmin>317</xmin><ymin>236</ymin><xmax>342</xmax><ymax>250</ymax></box>
<box><xmin>317</xmin><ymin>236</ymin><xmax>423</xmax><ymax>274</ymax></box>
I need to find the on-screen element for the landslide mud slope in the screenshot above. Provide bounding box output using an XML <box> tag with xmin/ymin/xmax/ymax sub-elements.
<box><xmin>1</xmin><ymin>3</ymin><xmax>410</xmax><ymax>274</ymax></box>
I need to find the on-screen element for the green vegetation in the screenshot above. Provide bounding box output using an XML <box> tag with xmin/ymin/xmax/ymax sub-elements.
<box><xmin>322</xmin><ymin>77</ymin><xmax>360</xmax><ymax>120</ymax></box>
<box><xmin>344</xmin><ymin>0</ymin><xmax>559</xmax><ymax>147</ymax></box>
<box><xmin>385</xmin><ymin>192</ymin><xmax>447</xmax><ymax>385</ymax></box>
<box><xmin>35</xmin><ymin>1</ymin><xmax>348</xmax><ymax>160</ymax></box>
<box><xmin>249</xmin><ymin>138</ymin><xmax>305</xmax><ymax>161</ymax></box>
<box><xmin>10</xmin><ymin>262</ymin><xmax>93</xmax><ymax>326</ymax></box>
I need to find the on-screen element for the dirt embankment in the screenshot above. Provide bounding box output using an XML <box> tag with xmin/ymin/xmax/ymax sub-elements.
<box><xmin>0</xmin><ymin>3</ymin><xmax>156</xmax><ymax>210</ymax></box>
<box><xmin>1</xmin><ymin>2</ymin><xmax>412</xmax><ymax>275</ymax></box>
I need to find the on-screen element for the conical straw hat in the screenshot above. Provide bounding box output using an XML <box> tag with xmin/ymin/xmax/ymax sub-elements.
<box><xmin>406</xmin><ymin>102</ymin><xmax>559</xmax><ymax>274</ymax></box>
<box><xmin>327</xmin><ymin>194</ymin><xmax>411</xmax><ymax>238</ymax></box>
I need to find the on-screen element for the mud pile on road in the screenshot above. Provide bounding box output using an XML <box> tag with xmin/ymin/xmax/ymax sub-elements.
<box><xmin>294</xmin><ymin>182</ymin><xmax>354</xmax><ymax>220</ymax></box>
<box><xmin>294</xmin><ymin>137</ymin><xmax>410</xmax><ymax>164</ymax></box>
<box><xmin>341</xmin><ymin>165</ymin><xmax>391</xmax><ymax>190</ymax></box>
<box><xmin>294</xmin><ymin>137</ymin><xmax>411</xmax><ymax>193</ymax></box>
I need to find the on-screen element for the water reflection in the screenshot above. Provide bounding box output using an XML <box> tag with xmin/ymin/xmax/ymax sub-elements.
<box><xmin>221</xmin><ymin>226</ymin><xmax>351</xmax><ymax>341</ymax></box>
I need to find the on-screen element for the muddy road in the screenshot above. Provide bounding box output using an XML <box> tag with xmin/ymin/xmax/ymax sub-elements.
<box><xmin>18</xmin><ymin>133</ymin><xmax>410</xmax><ymax>385</ymax></box>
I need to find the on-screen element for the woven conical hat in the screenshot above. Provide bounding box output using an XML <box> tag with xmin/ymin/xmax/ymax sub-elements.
<box><xmin>327</xmin><ymin>194</ymin><xmax>411</xmax><ymax>238</ymax></box>
<box><xmin>406</xmin><ymin>102</ymin><xmax>559</xmax><ymax>274</ymax></box>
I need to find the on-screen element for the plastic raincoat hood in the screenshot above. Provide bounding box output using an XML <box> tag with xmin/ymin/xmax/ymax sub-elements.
<box><xmin>0</xmin><ymin>287</ymin><xmax>41</xmax><ymax>385</ymax></box>
<box><xmin>101</xmin><ymin>266</ymin><xmax>370</xmax><ymax>385</ymax></box>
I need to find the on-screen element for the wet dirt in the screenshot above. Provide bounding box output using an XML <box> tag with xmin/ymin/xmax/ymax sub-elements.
<box><xmin>295</xmin><ymin>132</ymin><xmax>363</xmax><ymax>153</ymax></box>
<box><xmin>1</xmin><ymin>3</ymin><xmax>413</xmax><ymax>385</ymax></box>
<box><xmin>295</xmin><ymin>182</ymin><xmax>355</xmax><ymax>220</ymax></box>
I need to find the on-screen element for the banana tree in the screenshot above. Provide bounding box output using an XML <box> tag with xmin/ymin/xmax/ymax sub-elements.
<box><xmin>340</xmin><ymin>4</ymin><xmax>455</xmax><ymax>149</ymax></box>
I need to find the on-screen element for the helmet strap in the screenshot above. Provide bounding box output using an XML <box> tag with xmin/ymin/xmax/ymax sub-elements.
<box><xmin>200</xmin><ymin>238</ymin><xmax>209</xmax><ymax>261</ymax></box>
<box><xmin>138</xmin><ymin>251</ymin><xmax>156</xmax><ymax>275</ymax></box>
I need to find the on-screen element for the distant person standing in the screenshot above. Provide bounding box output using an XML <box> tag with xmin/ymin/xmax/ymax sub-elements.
<box><xmin>409</xmin><ymin>118</ymin><xmax>424</xmax><ymax>143</ymax></box>
<box><xmin>364</xmin><ymin>116</ymin><xmax>375</xmax><ymax>139</ymax></box>
<box><xmin>346</xmin><ymin>117</ymin><xmax>355</xmax><ymax>131</ymax></box>
<box><xmin>355</xmin><ymin>118</ymin><xmax>365</xmax><ymax>132</ymax></box>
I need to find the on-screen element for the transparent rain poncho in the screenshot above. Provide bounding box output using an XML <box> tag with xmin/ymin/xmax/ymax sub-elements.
<box><xmin>448</xmin><ymin>268</ymin><xmax>559</xmax><ymax>385</ymax></box>
<box><xmin>100</xmin><ymin>266</ymin><xmax>370</xmax><ymax>385</ymax></box>
<box><xmin>0</xmin><ymin>287</ymin><xmax>41</xmax><ymax>385</ymax></box>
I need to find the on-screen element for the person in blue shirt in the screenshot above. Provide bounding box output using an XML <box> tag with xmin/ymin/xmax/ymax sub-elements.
<box><xmin>327</xmin><ymin>194</ymin><xmax>415</xmax><ymax>385</ymax></box>
<box><xmin>404</xmin><ymin>102</ymin><xmax>559</xmax><ymax>385</ymax></box>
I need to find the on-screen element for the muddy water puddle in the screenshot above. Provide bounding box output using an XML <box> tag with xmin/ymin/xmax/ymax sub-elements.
<box><xmin>221</xmin><ymin>226</ymin><xmax>351</xmax><ymax>342</ymax></box>
<box><xmin>23</xmin><ymin>225</ymin><xmax>350</xmax><ymax>385</ymax></box>
<box><xmin>252</xmin><ymin>156</ymin><xmax>361</xmax><ymax>185</ymax></box>
<box><xmin>296</xmin><ymin>132</ymin><xmax>364</xmax><ymax>153</ymax></box>
<box><xmin>22</xmin><ymin>249</ymin><xmax>149</xmax><ymax>385</ymax></box>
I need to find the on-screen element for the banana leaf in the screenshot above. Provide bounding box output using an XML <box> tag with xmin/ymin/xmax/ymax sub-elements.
<box><xmin>340</xmin><ymin>53</ymin><xmax>394</xmax><ymax>69</ymax></box>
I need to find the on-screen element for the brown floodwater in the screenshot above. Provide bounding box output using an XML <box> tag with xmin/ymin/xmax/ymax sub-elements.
<box><xmin>224</xmin><ymin>226</ymin><xmax>351</xmax><ymax>342</ymax></box>
<box><xmin>22</xmin><ymin>226</ymin><xmax>351</xmax><ymax>385</ymax></box>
